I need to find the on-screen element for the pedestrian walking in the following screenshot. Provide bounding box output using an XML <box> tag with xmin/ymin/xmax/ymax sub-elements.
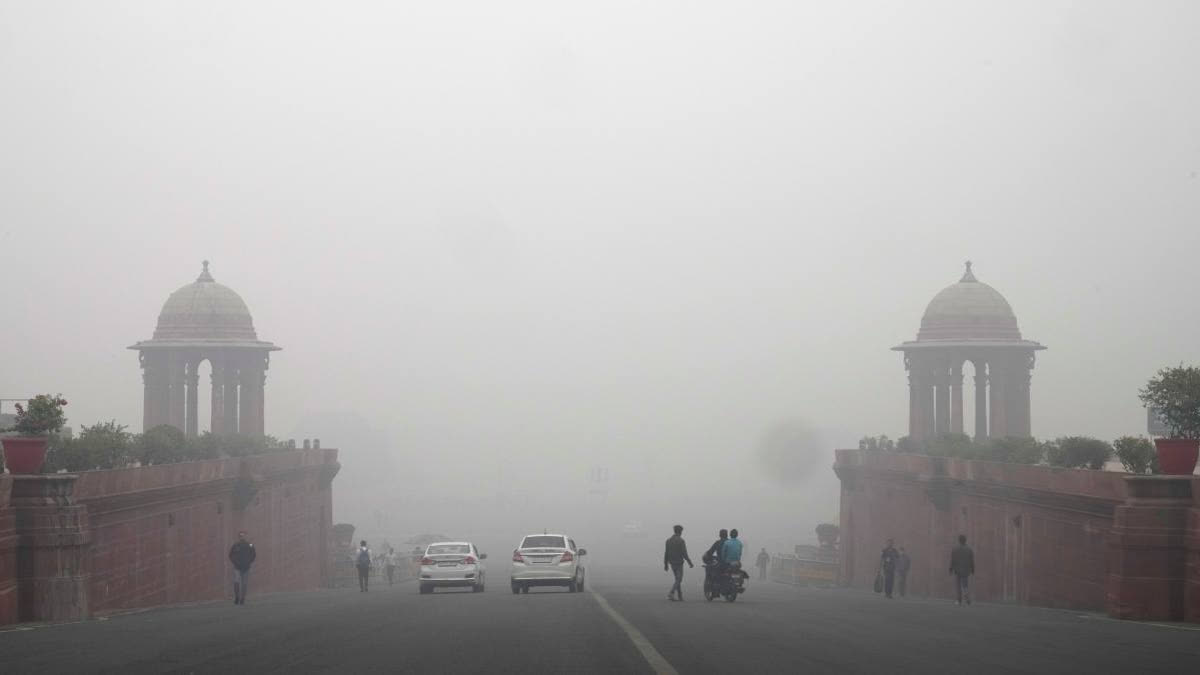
<box><xmin>897</xmin><ymin>546</ymin><xmax>911</xmax><ymax>598</ymax></box>
<box><xmin>878</xmin><ymin>538</ymin><xmax>899</xmax><ymax>599</ymax></box>
<box><xmin>228</xmin><ymin>530</ymin><xmax>256</xmax><ymax>605</ymax></box>
<box><xmin>756</xmin><ymin>548</ymin><xmax>770</xmax><ymax>581</ymax></box>
<box><xmin>356</xmin><ymin>540</ymin><xmax>372</xmax><ymax>592</ymax></box>
<box><xmin>664</xmin><ymin>524</ymin><xmax>694</xmax><ymax>601</ymax></box>
<box><xmin>385</xmin><ymin>547</ymin><xmax>398</xmax><ymax>586</ymax></box>
<box><xmin>949</xmin><ymin>535</ymin><xmax>975</xmax><ymax>605</ymax></box>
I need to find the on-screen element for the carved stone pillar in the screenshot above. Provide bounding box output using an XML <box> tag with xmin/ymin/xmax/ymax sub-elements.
<box><xmin>950</xmin><ymin>361</ymin><xmax>964</xmax><ymax>435</ymax></box>
<box><xmin>1012</xmin><ymin>353</ymin><xmax>1034</xmax><ymax>437</ymax></box>
<box><xmin>907</xmin><ymin>355</ymin><xmax>935</xmax><ymax>443</ymax></box>
<box><xmin>11</xmin><ymin>475</ymin><xmax>91</xmax><ymax>622</ymax></box>
<box><xmin>185</xmin><ymin>359</ymin><xmax>200</xmax><ymax>438</ymax></box>
<box><xmin>1108</xmin><ymin>476</ymin><xmax>1192</xmax><ymax>621</ymax></box>
<box><xmin>989</xmin><ymin>358</ymin><xmax>1007</xmax><ymax>438</ymax></box>
<box><xmin>210</xmin><ymin>356</ymin><xmax>225</xmax><ymax>435</ymax></box>
<box><xmin>223</xmin><ymin>361</ymin><xmax>240</xmax><ymax>435</ymax></box>
<box><xmin>140</xmin><ymin>351</ymin><xmax>170</xmax><ymax>431</ymax></box>
<box><xmin>973</xmin><ymin>359</ymin><xmax>988</xmax><ymax>441</ymax></box>
<box><xmin>239</xmin><ymin>363</ymin><xmax>264</xmax><ymax>438</ymax></box>
<box><xmin>167</xmin><ymin>354</ymin><xmax>187</xmax><ymax>432</ymax></box>
<box><xmin>934</xmin><ymin>364</ymin><xmax>950</xmax><ymax>437</ymax></box>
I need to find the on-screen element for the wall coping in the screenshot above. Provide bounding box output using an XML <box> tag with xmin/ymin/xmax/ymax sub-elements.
<box><xmin>72</xmin><ymin>448</ymin><xmax>339</xmax><ymax>501</ymax></box>
<box><xmin>834</xmin><ymin>448</ymin><xmax>1131</xmax><ymax>502</ymax></box>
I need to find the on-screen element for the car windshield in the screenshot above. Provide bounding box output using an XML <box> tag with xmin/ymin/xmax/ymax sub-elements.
<box><xmin>427</xmin><ymin>544</ymin><xmax>470</xmax><ymax>555</ymax></box>
<box><xmin>521</xmin><ymin>536</ymin><xmax>566</xmax><ymax>549</ymax></box>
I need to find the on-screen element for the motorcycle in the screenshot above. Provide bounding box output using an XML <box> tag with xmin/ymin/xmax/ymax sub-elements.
<box><xmin>703</xmin><ymin>561</ymin><xmax>748</xmax><ymax>602</ymax></box>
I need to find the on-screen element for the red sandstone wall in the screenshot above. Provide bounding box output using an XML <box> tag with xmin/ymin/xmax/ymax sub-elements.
<box><xmin>67</xmin><ymin>448</ymin><xmax>337</xmax><ymax>616</ymax></box>
<box><xmin>835</xmin><ymin>449</ymin><xmax>1127</xmax><ymax>611</ymax></box>
<box><xmin>0</xmin><ymin>476</ymin><xmax>16</xmax><ymax>625</ymax></box>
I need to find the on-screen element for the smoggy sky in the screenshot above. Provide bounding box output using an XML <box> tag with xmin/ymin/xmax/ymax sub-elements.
<box><xmin>2</xmin><ymin>2</ymin><xmax>1198</xmax><ymax>538</ymax></box>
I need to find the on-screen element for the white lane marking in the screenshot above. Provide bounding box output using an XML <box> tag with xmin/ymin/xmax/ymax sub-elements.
<box><xmin>590</xmin><ymin>589</ymin><xmax>679</xmax><ymax>675</ymax></box>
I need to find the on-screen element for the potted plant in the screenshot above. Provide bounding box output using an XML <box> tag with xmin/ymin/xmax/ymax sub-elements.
<box><xmin>1</xmin><ymin>394</ymin><xmax>68</xmax><ymax>473</ymax></box>
<box><xmin>1138</xmin><ymin>366</ymin><xmax>1200</xmax><ymax>475</ymax></box>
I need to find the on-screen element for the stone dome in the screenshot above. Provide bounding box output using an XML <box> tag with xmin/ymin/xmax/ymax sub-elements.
<box><xmin>916</xmin><ymin>262</ymin><xmax>1022</xmax><ymax>341</ymax></box>
<box><xmin>152</xmin><ymin>261</ymin><xmax>258</xmax><ymax>341</ymax></box>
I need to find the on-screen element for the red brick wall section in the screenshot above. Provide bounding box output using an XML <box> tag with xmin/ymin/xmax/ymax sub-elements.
<box><xmin>65</xmin><ymin>448</ymin><xmax>337</xmax><ymax>617</ymax></box>
<box><xmin>0</xmin><ymin>476</ymin><xmax>16</xmax><ymax>625</ymax></box>
<box><xmin>834</xmin><ymin>449</ymin><xmax>1128</xmax><ymax>612</ymax></box>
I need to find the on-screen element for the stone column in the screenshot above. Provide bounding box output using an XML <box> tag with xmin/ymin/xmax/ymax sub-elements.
<box><xmin>167</xmin><ymin>353</ymin><xmax>186</xmax><ymax>432</ymax></box>
<box><xmin>223</xmin><ymin>361</ymin><xmax>240</xmax><ymax>435</ymax></box>
<box><xmin>907</xmin><ymin>355</ymin><xmax>935</xmax><ymax>444</ymax></box>
<box><xmin>934</xmin><ymin>364</ymin><xmax>950</xmax><ymax>437</ymax></box>
<box><xmin>11</xmin><ymin>475</ymin><xmax>91</xmax><ymax>622</ymax></box>
<box><xmin>1107</xmin><ymin>476</ymin><xmax>1193</xmax><ymax>621</ymax></box>
<box><xmin>140</xmin><ymin>351</ymin><xmax>170</xmax><ymax>431</ymax></box>
<box><xmin>989</xmin><ymin>359</ymin><xmax>1007</xmax><ymax>439</ymax></box>
<box><xmin>950</xmin><ymin>361</ymin><xmax>964</xmax><ymax>435</ymax></box>
<box><xmin>973</xmin><ymin>360</ymin><xmax>988</xmax><ymax>441</ymax></box>
<box><xmin>1012</xmin><ymin>354</ymin><xmax>1033</xmax><ymax>438</ymax></box>
<box><xmin>239</xmin><ymin>360</ymin><xmax>265</xmax><ymax>438</ymax></box>
<box><xmin>210</xmin><ymin>356</ymin><xmax>225</xmax><ymax>435</ymax></box>
<box><xmin>185</xmin><ymin>359</ymin><xmax>200</xmax><ymax>439</ymax></box>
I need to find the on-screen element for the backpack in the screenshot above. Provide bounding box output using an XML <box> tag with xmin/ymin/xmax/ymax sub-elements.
<box><xmin>357</xmin><ymin>549</ymin><xmax>371</xmax><ymax>567</ymax></box>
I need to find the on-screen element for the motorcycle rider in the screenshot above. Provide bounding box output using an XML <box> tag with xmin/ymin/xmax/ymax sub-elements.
<box><xmin>721</xmin><ymin>529</ymin><xmax>744</xmax><ymax>570</ymax></box>
<box><xmin>702</xmin><ymin>529</ymin><xmax>728</xmax><ymax>590</ymax></box>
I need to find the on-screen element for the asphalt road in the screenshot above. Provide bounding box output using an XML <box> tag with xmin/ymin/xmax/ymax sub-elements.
<box><xmin>2</xmin><ymin>565</ymin><xmax>1198</xmax><ymax>674</ymax></box>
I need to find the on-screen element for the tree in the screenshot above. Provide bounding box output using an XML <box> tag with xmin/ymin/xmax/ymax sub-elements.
<box><xmin>896</xmin><ymin>436</ymin><xmax>920</xmax><ymax>453</ymax></box>
<box><xmin>1047</xmin><ymin>436</ymin><xmax>1112</xmax><ymax>469</ymax></box>
<box><xmin>1112</xmin><ymin>436</ymin><xmax>1159</xmax><ymax>474</ymax></box>
<box><xmin>138</xmin><ymin>424</ymin><xmax>187</xmax><ymax>465</ymax></box>
<box><xmin>926</xmin><ymin>433</ymin><xmax>975</xmax><ymax>459</ymax></box>
<box><xmin>858</xmin><ymin>435</ymin><xmax>896</xmax><ymax>452</ymax></box>
<box><xmin>81</xmin><ymin>421</ymin><xmax>133</xmax><ymax>468</ymax></box>
<box><xmin>1138</xmin><ymin>365</ymin><xmax>1200</xmax><ymax>439</ymax></box>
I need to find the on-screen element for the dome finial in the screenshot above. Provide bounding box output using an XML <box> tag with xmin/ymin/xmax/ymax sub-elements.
<box><xmin>960</xmin><ymin>260</ymin><xmax>977</xmax><ymax>282</ymax></box>
<box><xmin>198</xmin><ymin>260</ymin><xmax>214</xmax><ymax>282</ymax></box>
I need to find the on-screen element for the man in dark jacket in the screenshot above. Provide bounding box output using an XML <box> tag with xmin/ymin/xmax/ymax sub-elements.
<box><xmin>879</xmin><ymin>538</ymin><xmax>900</xmax><ymax>599</ymax></box>
<box><xmin>229</xmin><ymin>531</ymin><xmax>256</xmax><ymax>605</ymax></box>
<box><xmin>702</xmin><ymin>529</ymin><xmax>728</xmax><ymax>593</ymax></box>
<box><xmin>663</xmin><ymin>525</ymin><xmax>694</xmax><ymax>601</ymax></box>
<box><xmin>949</xmin><ymin>534</ymin><xmax>975</xmax><ymax>605</ymax></box>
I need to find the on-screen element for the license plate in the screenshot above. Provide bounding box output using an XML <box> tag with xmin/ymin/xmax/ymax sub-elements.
<box><xmin>437</xmin><ymin>562</ymin><xmax>457</xmax><ymax>567</ymax></box>
<box><xmin>532</xmin><ymin>556</ymin><xmax>555</xmax><ymax>563</ymax></box>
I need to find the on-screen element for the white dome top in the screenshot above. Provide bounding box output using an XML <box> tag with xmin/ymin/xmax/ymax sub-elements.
<box><xmin>152</xmin><ymin>262</ymin><xmax>258</xmax><ymax>341</ymax></box>
<box><xmin>917</xmin><ymin>262</ymin><xmax>1022</xmax><ymax>341</ymax></box>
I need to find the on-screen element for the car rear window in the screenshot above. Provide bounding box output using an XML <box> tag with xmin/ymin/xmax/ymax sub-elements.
<box><xmin>521</xmin><ymin>536</ymin><xmax>566</xmax><ymax>549</ymax></box>
<box><xmin>427</xmin><ymin>544</ymin><xmax>471</xmax><ymax>555</ymax></box>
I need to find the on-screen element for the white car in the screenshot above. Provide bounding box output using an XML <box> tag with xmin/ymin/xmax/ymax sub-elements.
<box><xmin>419</xmin><ymin>541</ymin><xmax>487</xmax><ymax>594</ymax></box>
<box><xmin>510</xmin><ymin>533</ymin><xmax>587</xmax><ymax>594</ymax></box>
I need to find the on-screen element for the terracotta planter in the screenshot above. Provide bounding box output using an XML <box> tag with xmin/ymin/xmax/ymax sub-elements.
<box><xmin>1154</xmin><ymin>438</ymin><xmax>1200</xmax><ymax>475</ymax></box>
<box><xmin>1</xmin><ymin>436</ymin><xmax>49</xmax><ymax>474</ymax></box>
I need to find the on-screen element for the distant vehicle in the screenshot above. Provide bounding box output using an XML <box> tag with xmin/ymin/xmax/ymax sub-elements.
<box><xmin>510</xmin><ymin>533</ymin><xmax>587</xmax><ymax>594</ymax></box>
<box><xmin>419</xmin><ymin>541</ymin><xmax>487</xmax><ymax>594</ymax></box>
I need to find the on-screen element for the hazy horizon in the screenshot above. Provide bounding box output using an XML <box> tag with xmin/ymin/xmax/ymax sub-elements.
<box><xmin>3</xmin><ymin>1</ymin><xmax>1198</xmax><ymax>538</ymax></box>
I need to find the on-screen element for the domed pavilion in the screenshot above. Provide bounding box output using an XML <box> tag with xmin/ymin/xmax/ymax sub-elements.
<box><xmin>893</xmin><ymin>262</ymin><xmax>1044</xmax><ymax>442</ymax></box>
<box><xmin>129</xmin><ymin>262</ymin><xmax>280</xmax><ymax>437</ymax></box>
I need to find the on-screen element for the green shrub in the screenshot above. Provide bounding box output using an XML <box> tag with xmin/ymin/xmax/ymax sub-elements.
<box><xmin>1112</xmin><ymin>436</ymin><xmax>1158</xmax><ymax>474</ymax></box>
<box><xmin>1047</xmin><ymin>436</ymin><xmax>1112</xmax><ymax>469</ymax></box>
